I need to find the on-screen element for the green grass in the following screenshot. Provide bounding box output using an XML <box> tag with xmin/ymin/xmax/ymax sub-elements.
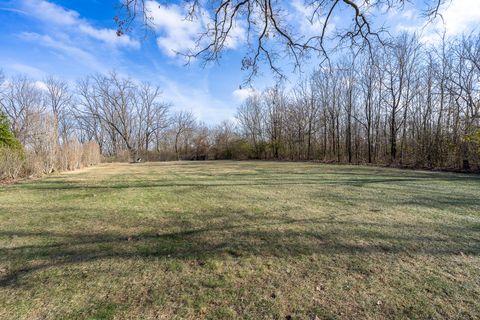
<box><xmin>0</xmin><ymin>161</ymin><xmax>479</xmax><ymax>319</ymax></box>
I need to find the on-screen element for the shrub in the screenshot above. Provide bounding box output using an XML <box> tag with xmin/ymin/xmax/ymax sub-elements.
<box><xmin>0</xmin><ymin>147</ymin><xmax>24</xmax><ymax>180</ymax></box>
<box><xmin>82</xmin><ymin>141</ymin><xmax>101</xmax><ymax>166</ymax></box>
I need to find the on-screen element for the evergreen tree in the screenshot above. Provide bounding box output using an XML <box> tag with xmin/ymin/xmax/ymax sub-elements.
<box><xmin>0</xmin><ymin>111</ymin><xmax>22</xmax><ymax>150</ymax></box>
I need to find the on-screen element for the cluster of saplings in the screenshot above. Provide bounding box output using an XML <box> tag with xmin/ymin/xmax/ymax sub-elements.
<box><xmin>1</xmin><ymin>32</ymin><xmax>479</xmax><ymax>177</ymax></box>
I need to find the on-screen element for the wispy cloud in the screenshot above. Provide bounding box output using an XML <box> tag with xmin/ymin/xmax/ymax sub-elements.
<box><xmin>5</xmin><ymin>0</ymin><xmax>142</xmax><ymax>77</ymax></box>
<box><xmin>18</xmin><ymin>32</ymin><xmax>104</xmax><ymax>71</ymax></box>
<box><xmin>394</xmin><ymin>0</ymin><xmax>480</xmax><ymax>43</ymax></box>
<box><xmin>18</xmin><ymin>0</ymin><xmax>140</xmax><ymax>49</ymax></box>
<box><xmin>233</xmin><ymin>87</ymin><xmax>257</xmax><ymax>101</ymax></box>
<box><xmin>0</xmin><ymin>7</ymin><xmax>28</xmax><ymax>15</ymax></box>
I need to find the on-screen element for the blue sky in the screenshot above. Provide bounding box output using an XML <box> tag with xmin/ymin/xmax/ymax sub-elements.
<box><xmin>1</xmin><ymin>0</ymin><xmax>479</xmax><ymax>124</ymax></box>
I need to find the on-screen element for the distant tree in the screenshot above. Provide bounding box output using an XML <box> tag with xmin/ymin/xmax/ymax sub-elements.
<box><xmin>44</xmin><ymin>76</ymin><xmax>72</xmax><ymax>144</ymax></box>
<box><xmin>136</xmin><ymin>82</ymin><xmax>170</xmax><ymax>155</ymax></box>
<box><xmin>76</xmin><ymin>73</ymin><xmax>170</xmax><ymax>160</ymax></box>
<box><xmin>211</xmin><ymin>120</ymin><xmax>237</xmax><ymax>159</ymax></box>
<box><xmin>172</xmin><ymin>111</ymin><xmax>196</xmax><ymax>160</ymax></box>
<box><xmin>236</xmin><ymin>94</ymin><xmax>265</xmax><ymax>158</ymax></box>
<box><xmin>263</xmin><ymin>86</ymin><xmax>286</xmax><ymax>159</ymax></box>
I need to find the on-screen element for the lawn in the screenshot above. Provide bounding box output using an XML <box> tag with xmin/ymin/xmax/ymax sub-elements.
<box><xmin>0</xmin><ymin>161</ymin><xmax>479</xmax><ymax>319</ymax></box>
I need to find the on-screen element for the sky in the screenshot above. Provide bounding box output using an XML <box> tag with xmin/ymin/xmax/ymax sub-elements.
<box><xmin>0</xmin><ymin>0</ymin><xmax>479</xmax><ymax>124</ymax></box>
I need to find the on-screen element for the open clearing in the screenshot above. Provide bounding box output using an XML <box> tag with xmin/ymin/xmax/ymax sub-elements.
<box><xmin>0</xmin><ymin>161</ymin><xmax>479</xmax><ymax>319</ymax></box>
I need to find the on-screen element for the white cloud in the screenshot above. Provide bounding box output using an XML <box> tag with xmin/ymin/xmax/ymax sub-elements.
<box><xmin>18</xmin><ymin>0</ymin><xmax>139</xmax><ymax>49</ymax></box>
<box><xmin>34</xmin><ymin>80</ymin><xmax>48</xmax><ymax>91</ymax></box>
<box><xmin>440</xmin><ymin>0</ymin><xmax>480</xmax><ymax>36</ymax></box>
<box><xmin>145</xmin><ymin>1</ymin><xmax>244</xmax><ymax>58</ymax></box>
<box><xmin>394</xmin><ymin>0</ymin><xmax>480</xmax><ymax>43</ymax></box>
<box><xmin>78</xmin><ymin>25</ymin><xmax>139</xmax><ymax>48</ymax></box>
<box><xmin>18</xmin><ymin>32</ymin><xmax>103</xmax><ymax>70</ymax></box>
<box><xmin>233</xmin><ymin>87</ymin><xmax>257</xmax><ymax>101</ymax></box>
<box><xmin>145</xmin><ymin>1</ymin><xmax>205</xmax><ymax>57</ymax></box>
<box><xmin>419</xmin><ymin>0</ymin><xmax>480</xmax><ymax>43</ymax></box>
<box><xmin>21</xmin><ymin>0</ymin><xmax>79</xmax><ymax>26</ymax></box>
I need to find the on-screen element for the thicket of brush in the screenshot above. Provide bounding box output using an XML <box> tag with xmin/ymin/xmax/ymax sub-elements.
<box><xmin>0</xmin><ymin>112</ymin><xmax>100</xmax><ymax>181</ymax></box>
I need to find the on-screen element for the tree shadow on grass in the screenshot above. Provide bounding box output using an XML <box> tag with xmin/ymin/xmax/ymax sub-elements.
<box><xmin>1</xmin><ymin>165</ymin><xmax>479</xmax><ymax>289</ymax></box>
<box><xmin>10</xmin><ymin>176</ymin><xmax>479</xmax><ymax>191</ymax></box>
<box><xmin>6</xmin><ymin>175</ymin><xmax>479</xmax><ymax>213</ymax></box>
<box><xmin>1</xmin><ymin>214</ymin><xmax>478</xmax><ymax>288</ymax></box>
<box><xmin>4</xmin><ymin>163</ymin><xmax>477</xmax><ymax>192</ymax></box>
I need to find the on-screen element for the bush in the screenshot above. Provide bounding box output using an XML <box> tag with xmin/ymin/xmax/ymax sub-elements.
<box><xmin>0</xmin><ymin>147</ymin><xmax>24</xmax><ymax>180</ymax></box>
<box><xmin>1</xmin><ymin>140</ymin><xmax>101</xmax><ymax>181</ymax></box>
<box><xmin>82</xmin><ymin>141</ymin><xmax>101</xmax><ymax>167</ymax></box>
<box><xmin>230</xmin><ymin>139</ymin><xmax>254</xmax><ymax>160</ymax></box>
<box><xmin>58</xmin><ymin>140</ymin><xmax>83</xmax><ymax>171</ymax></box>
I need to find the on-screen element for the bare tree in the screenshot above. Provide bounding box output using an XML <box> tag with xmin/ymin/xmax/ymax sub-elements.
<box><xmin>355</xmin><ymin>51</ymin><xmax>379</xmax><ymax>163</ymax></box>
<box><xmin>0</xmin><ymin>75</ymin><xmax>45</xmax><ymax>146</ymax></box>
<box><xmin>211</xmin><ymin>120</ymin><xmax>238</xmax><ymax>159</ymax></box>
<box><xmin>293</xmin><ymin>77</ymin><xmax>319</xmax><ymax>160</ymax></box>
<box><xmin>44</xmin><ymin>76</ymin><xmax>72</xmax><ymax>144</ymax></box>
<box><xmin>192</xmin><ymin>123</ymin><xmax>210</xmax><ymax>160</ymax></box>
<box><xmin>136</xmin><ymin>82</ymin><xmax>170</xmax><ymax>158</ymax></box>
<box><xmin>172</xmin><ymin>110</ymin><xmax>196</xmax><ymax>160</ymax></box>
<box><xmin>382</xmin><ymin>34</ymin><xmax>420</xmax><ymax>163</ymax></box>
<box><xmin>77</xmin><ymin>73</ymin><xmax>138</xmax><ymax>159</ymax></box>
<box><xmin>236</xmin><ymin>93</ymin><xmax>264</xmax><ymax>158</ymax></box>
<box><xmin>263</xmin><ymin>85</ymin><xmax>286</xmax><ymax>159</ymax></box>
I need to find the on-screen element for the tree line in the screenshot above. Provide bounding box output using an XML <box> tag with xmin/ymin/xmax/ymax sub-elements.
<box><xmin>235</xmin><ymin>33</ymin><xmax>480</xmax><ymax>170</ymax></box>
<box><xmin>1</xmin><ymin>32</ymin><xmax>479</xmax><ymax>178</ymax></box>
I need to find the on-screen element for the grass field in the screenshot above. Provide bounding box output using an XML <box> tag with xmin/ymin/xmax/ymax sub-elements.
<box><xmin>0</xmin><ymin>161</ymin><xmax>479</xmax><ymax>319</ymax></box>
